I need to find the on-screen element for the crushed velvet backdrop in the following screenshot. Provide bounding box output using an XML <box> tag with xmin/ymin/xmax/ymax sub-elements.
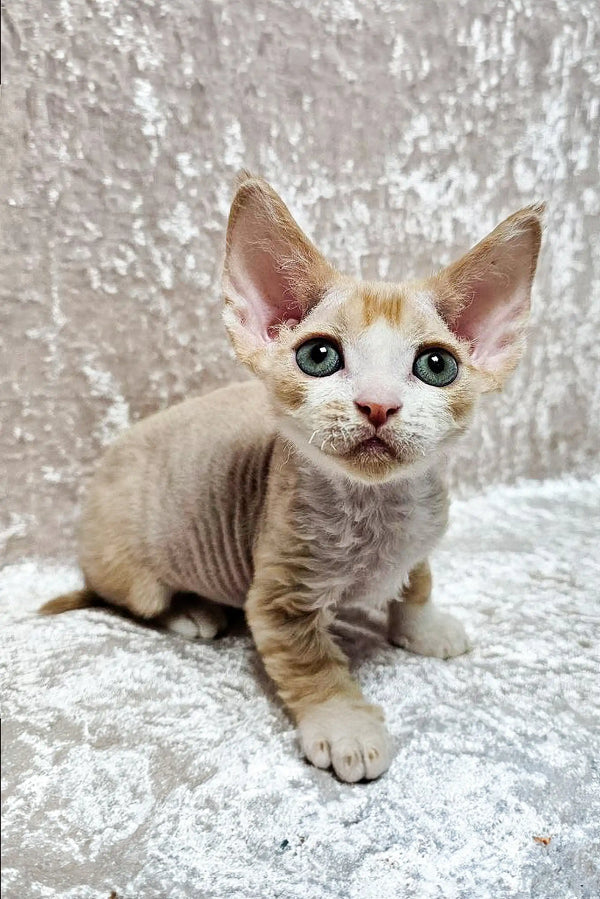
<box><xmin>2</xmin><ymin>0</ymin><xmax>599</xmax><ymax>564</ymax></box>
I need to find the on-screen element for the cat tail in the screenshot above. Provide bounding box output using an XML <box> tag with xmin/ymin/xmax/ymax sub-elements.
<box><xmin>38</xmin><ymin>588</ymin><xmax>103</xmax><ymax>616</ymax></box>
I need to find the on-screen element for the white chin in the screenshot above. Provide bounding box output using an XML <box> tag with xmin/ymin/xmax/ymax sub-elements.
<box><xmin>276</xmin><ymin>420</ymin><xmax>440</xmax><ymax>482</ymax></box>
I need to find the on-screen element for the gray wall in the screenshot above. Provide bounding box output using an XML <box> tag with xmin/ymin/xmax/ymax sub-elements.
<box><xmin>2</xmin><ymin>0</ymin><xmax>599</xmax><ymax>563</ymax></box>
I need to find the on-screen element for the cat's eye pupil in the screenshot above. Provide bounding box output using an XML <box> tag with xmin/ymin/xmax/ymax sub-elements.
<box><xmin>296</xmin><ymin>337</ymin><xmax>343</xmax><ymax>378</ymax></box>
<box><xmin>428</xmin><ymin>353</ymin><xmax>445</xmax><ymax>373</ymax></box>
<box><xmin>310</xmin><ymin>345</ymin><xmax>328</xmax><ymax>363</ymax></box>
<box><xmin>413</xmin><ymin>347</ymin><xmax>458</xmax><ymax>387</ymax></box>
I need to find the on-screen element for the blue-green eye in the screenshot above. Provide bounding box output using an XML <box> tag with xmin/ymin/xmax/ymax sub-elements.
<box><xmin>413</xmin><ymin>348</ymin><xmax>459</xmax><ymax>387</ymax></box>
<box><xmin>295</xmin><ymin>338</ymin><xmax>343</xmax><ymax>378</ymax></box>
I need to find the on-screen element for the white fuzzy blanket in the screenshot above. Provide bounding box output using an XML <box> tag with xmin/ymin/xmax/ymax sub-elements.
<box><xmin>2</xmin><ymin>477</ymin><xmax>599</xmax><ymax>899</ymax></box>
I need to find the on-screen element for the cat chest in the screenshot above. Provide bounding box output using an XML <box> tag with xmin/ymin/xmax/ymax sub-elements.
<box><xmin>299</xmin><ymin>497</ymin><xmax>447</xmax><ymax>604</ymax></box>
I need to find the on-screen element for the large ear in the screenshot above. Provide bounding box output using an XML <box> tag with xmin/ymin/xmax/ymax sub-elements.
<box><xmin>222</xmin><ymin>172</ymin><xmax>336</xmax><ymax>362</ymax></box>
<box><xmin>433</xmin><ymin>205</ymin><xmax>544</xmax><ymax>389</ymax></box>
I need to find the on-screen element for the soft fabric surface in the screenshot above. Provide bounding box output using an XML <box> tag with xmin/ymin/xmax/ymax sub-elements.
<box><xmin>2</xmin><ymin>476</ymin><xmax>599</xmax><ymax>899</ymax></box>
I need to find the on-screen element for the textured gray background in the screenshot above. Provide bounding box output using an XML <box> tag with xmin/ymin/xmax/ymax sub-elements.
<box><xmin>1</xmin><ymin>0</ymin><xmax>599</xmax><ymax>564</ymax></box>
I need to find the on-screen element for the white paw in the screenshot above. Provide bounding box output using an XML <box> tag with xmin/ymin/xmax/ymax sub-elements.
<box><xmin>162</xmin><ymin>600</ymin><xmax>228</xmax><ymax>641</ymax></box>
<box><xmin>389</xmin><ymin>601</ymin><xmax>471</xmax><ymax>659</ymax></box>
<box><xmin>298</xmin><ymin>698</ymin><xmax>393</xmax><ymax>782</ymax></box>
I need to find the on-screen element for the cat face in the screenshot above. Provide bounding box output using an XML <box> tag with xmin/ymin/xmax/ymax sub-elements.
<box><xmin>247</xmin><ymin>282</ymin><xmax>484</xmax><ymax>482</ymax></box>
<box><xmin>222</xmin><ymin>173</ymin><xmax>543</xmax><ymax>483</ymax></box>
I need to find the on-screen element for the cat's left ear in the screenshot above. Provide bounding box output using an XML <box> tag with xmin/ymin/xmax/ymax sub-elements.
<box><xmin>433</xmin><ymin>205</ymin><xmax>544</xmax><ymax>390</ymax></box>
<box><xmin>222</xmin><ymin>172</ymin><xmax>336</xmax><ymax>366</ymax></box>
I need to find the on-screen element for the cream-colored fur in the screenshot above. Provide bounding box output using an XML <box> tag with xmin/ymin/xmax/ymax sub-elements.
<box><xmin>42</xmin><ymin>174</ymin><xmax>543</xmax><ymax>782</ymax></box>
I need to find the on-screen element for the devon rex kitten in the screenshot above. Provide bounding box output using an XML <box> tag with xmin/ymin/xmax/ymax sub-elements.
<box><xmin>42</xmin><ymin>173</ymin><xmax>543</xmax><ymax>782</ymax></box>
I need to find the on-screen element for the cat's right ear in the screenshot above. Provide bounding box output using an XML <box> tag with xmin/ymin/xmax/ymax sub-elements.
<box><xmin>432</xmin><ymin>205</ymin><xmax>544</xmax><ymax>390</ymax></box>
<box><xmin>222</xmin><ymin>173</ymin><xmax>335</xmax><ymax>366</ymax></box>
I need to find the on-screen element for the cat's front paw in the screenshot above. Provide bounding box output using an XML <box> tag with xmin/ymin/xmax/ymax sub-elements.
<box><xmin>298</xmin><ymin>698</ymin><xmax>392</xmax><ymax>782</ymax></box>
<box><xmin>389</xmin><ymin>600</ymin><xmax>471</xmax><ymax>659</ymax></box>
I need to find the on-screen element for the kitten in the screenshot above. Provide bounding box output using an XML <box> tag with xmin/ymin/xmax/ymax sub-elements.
<box><xmin>41</xmin><ymin>173</ymin><xmax>543</xmax><ymax>782</ymax></box>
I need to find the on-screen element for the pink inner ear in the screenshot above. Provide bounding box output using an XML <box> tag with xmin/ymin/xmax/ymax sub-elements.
<box><xmin>439</xmin><ymin>211</ymin><xmax>542</xmax><ymax>376</ymax></box>
<box><xmin>224</xmin><ymin>178</ymin><xmax>334</xmax><ymax>347</ymax></box>
<box><xmin>453</xmin><ymin>279</ymin><xmax>528</xmax><ymax>369</ymax></box>
<box><xmin>226</xmin><ymin>219</ymin><xmax>317</xmax><ymax>343</ymax></box>
<box><xmin>228</xmin><ymin>245</ymin><xmax>305</xmax><ymax>342</ymax></box>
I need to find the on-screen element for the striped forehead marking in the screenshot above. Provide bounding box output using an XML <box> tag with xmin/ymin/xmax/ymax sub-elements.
<box><xmin>360</xmin><ymin>286</ymin><xmax>406</xmax><ymax>328</ymax></box>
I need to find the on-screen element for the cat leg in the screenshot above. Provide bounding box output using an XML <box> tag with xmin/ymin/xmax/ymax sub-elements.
<box><xmin>388</xmin><ymin>560</ymin><xmax>470</xmax><ymax>659</ymax></box>
<box><xmin>159</xmin><ymin>596</ymin><xmax>228</xmax><ymax>641</ymax></box>
<box><xmin>126</xmin><ymin>570</ymin><xmax>173</xmax><ymax>618</ymax></box>
<box><xmin>246</xmin><ymin>582</ymin><xmax>392</xmax><ymax>782</ymax></box>
<box><xmin>82</xmin><ymin>542</ymin><xmax>225</xmax><ymax>637</ymax></box>
<box><xmin>82</xmin><ymin>556</ymin><xmax>173</xmax><ymax>620</ymax></box>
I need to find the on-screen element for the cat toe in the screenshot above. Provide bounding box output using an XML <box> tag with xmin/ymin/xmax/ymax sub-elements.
<box><xmin>330</xmin><ymin>738</ymin><xmax>365</xmax><ymax>783</ymax></box>
<box><xmin>304</xmin><ymin>737</ymin><xmax>332</xmax><ymax>770</ymax></box>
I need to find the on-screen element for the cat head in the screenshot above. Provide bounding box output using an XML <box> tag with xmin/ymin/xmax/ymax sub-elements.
<box><xmin>222</xmin><ymin>172</ymin><xmax>543</xmax><ymax>483</ymax></box>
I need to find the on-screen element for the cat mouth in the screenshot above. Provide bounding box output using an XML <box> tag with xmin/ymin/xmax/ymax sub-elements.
<box><xmin>343</xmin><ymin>435</ymin><xmax>397</xmax><ymax>459</ymax></box>
<box><xmin>317</xmin><ymin>430</ymin><xmax>421</xmax><ymax>479</ymax></box>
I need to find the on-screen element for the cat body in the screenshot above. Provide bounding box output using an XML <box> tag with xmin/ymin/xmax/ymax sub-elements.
<box><xmin>79</xmin><ymin>378</ymin><xmax>447</xmax><ymax>614</ymax></box>
<box><xmin>80</xmin><ymin>381</ymin><xmax>273</xmax><ymax>612</ymax></box>
<box><xmin>42</xmin><ymin>173</ymin><xmax>543</xmax><ymax>782</ymax></box>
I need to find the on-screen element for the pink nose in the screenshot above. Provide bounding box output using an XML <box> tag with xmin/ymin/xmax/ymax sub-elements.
<box><xmin>354</xmin><ymin>401</ymin><xmax>401</xmax><ymax>428</ymax></box>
